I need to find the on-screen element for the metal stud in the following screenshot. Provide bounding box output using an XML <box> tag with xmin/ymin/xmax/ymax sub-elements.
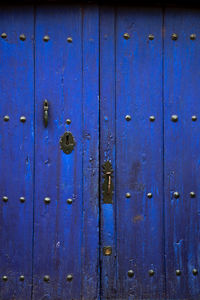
<box><xmin>44</xmin><ymin>197</ymin><xmax>51</xmax><ymax>204</ymax></box>
<box><xmin>3</xmin><ymin>115</ymin><xmax>9</xmax><ymax>122</ymax></box>
<box><xmin>2</xmin><ymin>275</ymin><xmax>8</xmax><ymax>281</ymax></box>
<box><xmin>173</xmin><ymin>192</ymin><xmax>180</xmax><ymax>199</ymax></box>
<box><xmin>43</xmin><ymin>275</ymin><xmax>50</xmax><ymax>282</ymax></box>
<box><xmin>148</xmin><ymin>34</ymin><xmax>154</xmax><ymax>40</ymax></box>
<box><xmin>67</xmin><ymin>37</ymin><xmax>73</xmax><ymax>43</ymax></box>
<box><xmin>149</xmin><ymin>269</ymin><xmax>155</xmax><ymax>276</ymax></box>
<box><xmin>149</xmin><ymin>116</ymin><xmax>155</xmax><ymax>122</ymax></box>
<box><xmin>128</xmin><ymin>270</ymin><xmax>134</xmax><ymax>278</ymax></box>
<box><xmin>66</xmin><ymin>274</ymin><xmax>73</xmax><ymax>282</ymax></box>
<box><xmin>171</xmin><ymin>115</ymin><xmax>178</xmax><ymax>122</ymax></box>
<box><xmin>125</xmin><ymin>115</ymin><xmax>131</xmax><ymax>121</ymax></box>
<box><xmin>103</xmin><ymin>246</ymin><xmax>112</xmax><ymax>256</ymax></box>
<box><xmin>19</xmin><ymin>34</ymin><xmax>26</xmax><ymax>41</ymax></box>
<box><xmin>147</xmin><ymin>193</ymin><xmax>153</xmax><ymax>199</ymax></box>
<box><xmin>20</xmin><ymin>197</ymin><xmax>25</xmax><ymax>203</ymax></box>
<box><xmin>67</xmin><ymin>198</ymin><xmax>73</xmax><ymax>204</ymax></box>
<box><xmin>2</xmin><ymin>196</ymin><xmax>8</xmax><ymax>202</ymax></box>
<box><xmin>193</xmin><ymin>269</ymin><xmax>198</xmax><ymax>276</ymax></box>
<box><xmin>123</xmin><ymin>33</ymin><xmax>130</xmax><ymax>40</ymax></box>
<box><xmin>192</xmin><ymin>115</ymin><xmax>197</xmax><ymax>121</ymax></box>
<box><xmin>66</xmin><ymin>119</ymin><xmax>71</xmax><ymax>125</ymax></box>
<box><xmin>126</xmin><ymin>192</ymin><xmax>131</xmax><ymax>198</ymax></box>
<box><xmin>171</xmin><ymin>33</ymin><xmax>178</xmax><ymax>41</ymax></box>
<box><xmin>20</xmin><ymin>116</ymin><xmax>26</xmax><ymax>123</ymax></box>
<box><xmin>190</xmin><ymin>192</ymin><xmax>196</xmax><ymax>198</ymax></box>
<box><xmin>176</xmin><ymin>269</ymin><xmax>181</xmax><ymax>276</ymax></box>
<box><xmin>43</xmin><ymin>35</ymin><xmax>50</xmax><ymax>42</ymax></box>
<box><xmin>1</xmin><ymin>33</ymin><xmax>7</xmax><ymax>39</ymax></box>
<box><xmin>190</xmin><ymin>34</ymin><xmax>196</xmax><ymax>40</ymax></box>
<box><xmin>19</xmin><ymin>275</ymin><xmax>25</xmax><ymax>281</ymax></box>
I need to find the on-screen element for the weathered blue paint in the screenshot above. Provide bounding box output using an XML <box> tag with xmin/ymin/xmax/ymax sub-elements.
<box><xmin>115</xmin><ymin>7</ymin><xmax>164</xmax><ymax>299</ymax></box>
<box><xmin>164</xmin><ymin>8</ymin><xmax>200</xmax><ymax>299</ymax></box>
<box><xmin>0</xmin><ymin>6</ymin><xmax>34</xmax><ymax>300</ymax></box>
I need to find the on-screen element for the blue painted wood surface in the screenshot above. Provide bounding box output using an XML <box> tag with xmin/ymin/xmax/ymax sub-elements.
<box><xmin>115</xmin><ymin>7</ymin><xmax>164</xmax><ymax>299</ymax></box>
<box><xmin>0</xmin><ymin>6</ymin><xmax>34</xmax><ymax>300</ymax></box>
<box><xmin>164</xmin><ymin>8</ymin><xmax>200</xmax><ymax>299</ymax></box>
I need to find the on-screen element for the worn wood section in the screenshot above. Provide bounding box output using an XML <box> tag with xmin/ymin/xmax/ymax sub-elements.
<box><xmin>164</xmin><ymin>8</ymin><xmax>200</xmax><ymax>299</ymax></box>
<box><xmin>0</xmin><ymin>6</ymin><xmax>34</xmax><ymax>300</ymax></box>
<box><xmin>100</xmin><ymin>6</ymin><xmax>116</xmax><ymax>299</ymax></box>
<box><xmin>115</xmin><ymin>7</ymin><xmax>164</xmax><ymax>298</ymax></box>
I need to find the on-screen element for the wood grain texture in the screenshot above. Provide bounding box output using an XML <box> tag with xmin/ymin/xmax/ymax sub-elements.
<box><xmin>164</xmin><ymin>8</ymin><xmax>200</xmax><ymax>299</ymax></box>
<box><xmin>0</xmin><ymin>6</ymin><xmax>34</xmax><ymax>300</ymax></box>
<box><xmin>100</xmin><ymin>6</ymin><xmax>116</xmax><ymax>299</ymax></box>
<box><xmin>115</xmin><ymin>7</ymin><xmax>164</xmax><ymax>299</ymax></box>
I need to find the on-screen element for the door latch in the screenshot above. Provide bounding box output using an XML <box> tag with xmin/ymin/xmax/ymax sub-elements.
<box><xmin>43</xmin><ymin>99</ymin><xmax>48</xmax><ymax>127</ymax></box>
<box><xmin>102</xmin><ymin>160</ymin><xmax>114</xmax><ymax>204</ymax></box>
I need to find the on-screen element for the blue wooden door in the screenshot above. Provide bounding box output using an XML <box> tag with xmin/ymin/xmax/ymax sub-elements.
<box><xmin>0</xmin><ymin>4</ymin><xmax>200</xmax><ymax>300</ymax></box>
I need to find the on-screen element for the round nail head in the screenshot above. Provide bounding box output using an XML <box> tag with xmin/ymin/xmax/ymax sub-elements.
<box><xmin>66</xmin><ymin>274</ymin><xmax>73</xmax><ymax>281</ymax></box>
<box><xmin>147</xmin><ymin>193</ymin><xmax>153</xmax><ymax>199</ymax></box>
<box><xmin>148</xmin><ymin>34</ymin><xmax>154</xmax><ymax>40</ymax></box>
<box><xmin>125</xmin><ymin>115</ymin><xmax>131</xmax><ymax>121</ymax></box>
<box><xmin>149</xmin><ymin>269</ymin><xmax>155</xmax><ymax>276</ymax></box>
<box><xmin>44</xmin><ymin>197</ymin><xmax>51</xmax><ymax>204</ymax></box>
<box><xmin>4</xmin><ymin>115</ymin><xmax>9</xmax><ymax>122</ymax></box>
<box><xmin>123</xmin><ymin>33</ymin><xmax>130</xmax><ymax>40</ymax></box>
<box><xmin>172</xmin><ymin>33</ymin><xmax>178</xmax><ymax>40</ymax></box>
<box><xmin>128</xmin><ymin>270</ymin><xmax>134</xmax><ymax>278</ymax></box>
<box><xmin>192</xmin><ymin>115</ymin><xmax>197</xmax><ymax>121</ymax></box>
<box><xmin>2</xmin><ymin>196</ymin><xmax>8</xmax><ymax>202</ymax></box>
<box><xmin>67</xmin><ymin>198</ymin><xmax>73</xmax><ymax>204</ymax></box>
<box><xmin>43</xmin><ymin>35</ymin><xmax>50</xmax><ymax>42</ymax></box>
<box><xmin>171</xmin><ymin>115</ymin><xmax>178</xmax><ymax>122</ymax></box>
<box><xmin>149</xmin><ymin>116</ymin><xmax>155</xmax><ymax>122</ymax></box>
<box><xmin>20</xmin><ymin>197</ymin><xmax>25</xmax><ymax>203</ymax></box>
<box><xmin>1</xmin><ymin>33</ymin><xmax>7</xmax><ymax>39</ymax></box>
<box><xmin>20</xmin><ymin>34</ymin><xmax>26</xmax><ymax>41</ymax></box>
<box><xmin>44</xmin><ymin>275</ymin><xmax>50</xmax><ymax>282</ymax></box>
<box><xmin>193</xmin><ymin>268</ymin><xmax>198</xmax><ymax>275</ymax></box>
<box><xmin>66</xmin><ymin>119</ymin><xmax>71</xmax><ymax>125</ymax></box>
<box><xmin>2</xmin><ymin>276</ymin><xmax>8</xmax><ymax>281</ymax></box>
<box><xmin>19</xmin><ymin>275</ymin><xmax>25</xmax><ymax>281</ymax></box>
<box><xmin>176</xmin><ymin>269</ymin><xmax>181</xmax><ymax>276</ymax></box>
<box><xmin>190</xmin><ymin>34</ymin><xmax>196</xmax><ymax>40</ymax></box>
<box><xmin>67</xmin><ymin>37</ymin><xmax>73</xmax><ymax>43</ymax></box>
<box><xmin>20</xmin><ymin>116</ymin><xmax>26</xmax><ymax>123</ymax></box>
<box><xmin>190</xmin><ymin>192</ymin><xmax>196</xmax><ymax>198</ymax></box>
<box><xmin>126</xmin><ymin>192</ymin><xmax>131</xmax><ymax>198</ymax></box>
<box><xmin>173</xmin><ymin>192</ymin><xmax>180</xmax><ymax>199</ymax></box>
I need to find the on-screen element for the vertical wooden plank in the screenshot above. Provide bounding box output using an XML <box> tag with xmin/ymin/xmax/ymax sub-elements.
<box><xmin>33</xmin><ymin>5</ymin><xmax>83</xmax><ymax>299</ymax></box>
<box><xmin>81</xmin><ymin>5</ymin><xmax>100</xmax><ymax>299</ymax></box>
<box><xmin>100</xmin><ymin>6</ymin><xmax>116</xmax><ymax>299</ymax></box>
<box><xmin>0</xmin><ymin>6</ymin><xmax>34</xmax><ymax>300</ymax></box>
<box><xmin>115</xmin><ymin>6</ymin><xmax>164</xmax><ymax>298</ymax></box>
<box><xmin>164</xmin><ymin>8</ymin><xmax>200</xmax><ymax>299</ymax></box>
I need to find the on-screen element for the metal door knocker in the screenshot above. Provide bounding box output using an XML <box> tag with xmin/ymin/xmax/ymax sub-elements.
<box><xmin>60</xmin><ymin>131</ymin><xmax>76</xmax><ymax>154</ymax></box>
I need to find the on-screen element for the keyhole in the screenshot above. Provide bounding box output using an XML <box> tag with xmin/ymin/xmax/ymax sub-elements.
<box><xmin>66</xmin><ymin>134</ymin><xmax>69</xmax><ymax>145</ymax></box>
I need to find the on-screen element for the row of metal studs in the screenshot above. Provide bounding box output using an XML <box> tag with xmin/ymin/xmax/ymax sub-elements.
<box><xmin>1</xmin><ymin>33</ymin><xmax>73</xmax><ymax>43</ymax></box>
<box><xmin>126</xmin><ymin>191</ymin><xmax>196</xmax><ymax>199</ymax></box>
<box><xmin>128</xmin><ymin>269</ymin><xmax>198</xmax><ymax>277</ymax></box>
<box><xmin>125</xmin><ymin>115</ymin><xmax>198</xmax><ymax>122</ymax></box>
<box><xmin>2</xmin><ymin>274</ymin><xmax>73</xmax><ymax>282</ymax></box>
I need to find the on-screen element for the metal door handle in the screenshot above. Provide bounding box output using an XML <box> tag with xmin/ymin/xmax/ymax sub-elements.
<box><xmin>43</xmin><ymin>99</ymin><xmax>48</xmax><ymax>127</ymax></box>
<box><xmin>102</xmin><ymin>161</ymin><xmax>114</xmax><ymax>204</ymax></box>
<box><xmin>106</xmin><ymin>172</ymin><xmax>111</xmax><ymax>194</ymax></box>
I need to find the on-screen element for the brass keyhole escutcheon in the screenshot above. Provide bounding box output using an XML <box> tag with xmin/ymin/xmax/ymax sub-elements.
<box><xmin>60</xmin><ymin>131</ymin><xmax>76</xmax><ymax>154</ymax></box>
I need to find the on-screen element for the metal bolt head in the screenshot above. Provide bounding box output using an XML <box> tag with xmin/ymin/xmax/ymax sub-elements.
<box><xmin>190</xmin><ymin>34</ymin><xmax>196</xmax><ymax>40</ymax></box>
<box><xmin>44</xmin><ymin>197</ymin><xmax>51</xmax><ymax>204</ymax></box>
<box><xmin>171</xmin><ymin>115</ymin><xmax>178</xmax><ymax>122</ymax></box>
<box><xmin>43</xmin><ymin>275</ymin><xmax>50</xmax><ymax>282</ymax></box>
<box><xmin>190</xmin><ymin>192</ymin><xmax>196</xmax><ymax>198</ymax></box>
<box><xmin>126</xmin><ymin>192</ymin><xmax>131</xmax><ymax>198</ymax></box>
<box><xmin>171</xmin><ymin>33</ymin><xmax>178</xmax><ymax>41</ymax></box>
<box><xmin>20</xmin><ymin>197</ymin><xmax>25</xmax><ymax>203</ymax></box>
<box><xmin>123</xmin><ymin>33</ymin><xmax>130</xmax><ymax>40</ymax></box>
<box><xmin>148</xmin><ymin>34</ymin><xmax>154</xmax><ymax>40</ymax></box>
<box><xmin>103</xmin><ymin>246</ymin><xmax>112</xmax><ymax>256</ymax></box>
<box><xmin>1</xmin><ymin>33</ymin><xmax>7</xmax><ymax>39</ymax></box>
<box><xmin>43</xmin><ymin>35</ymin><xmax>50</xmax><ymax>42</ymax></box>
<box><xmin>20</xmin><ymin>116</ymin><xmax>26</xmax><ymax>123</ymax></box>
<box><xmin>3</xmin><ymin>115</ymin><xmax>9</xmax><ymax>122</ymax></box>
<box><xmin>173</xmin><ymin>192</ymin><xmax>180</xmax><ymax>199</ymax></box>
<box><xmin>193</xmin><ymin>268</ymin><xmax>198</xmax><ymax>275</ymax></box>
<box><xmin>66</xmin><ymin>119</ymin><xmax>71</xmax><ymax>125</ymax></box>
<box><xmin>149</xmin><ymin>269</ymin><xmax>155</xmax><ymax>276</ymax></box>
<box><xmin>149</xmin><ymin>116</ymin><xmax>155</xmax><ymax>122</ymax></box>
<box><xmin>67</xmin><ymin>198</ymin><xmax>73</xmax><ymax>204</ymax></box>
<box><xmin>147</xmin><ymin>192</ymin><xmax>153</xmax><ymax>199</ymax></box>
<box><xmin>176</xmin><ymin>269</ymin><xmax>181</xmax><ymax>276</ymax></box>
<box><xmin>125</xmin><ymin>115</ymin><xmax>131</xmax><ymax>121</ymax></box>
<box><xmin>19</xmin><ymin>275</ymin><xmax>25</xmax><ymax>281</ymax></box>
<box><xmin>192</xmin><ymin>115</ymin><xmax>197</xmax><ymax>121</ymax></box>
<box><xmin>67</xmin><ymin>37</ymin><xmax>73</xmax><ymax>43</ymax></box>
<box><xmin>19</xmin><ymin>34</ymin><xmax>26</xmax><ymax>41</ymax></box>
<box><xmin>128</xmin><ymin>270</ymin><xmax>134</xmax><ymax>278</ymax></box>
<box><xmin>66</xmin><ymin>274</ymin><xmax>73</xmax><ymax>282</ymax></box>
<box><xmin>2</xmin><ymin>275</ymin><xmax>8</xmax><ymax>281</ymax></box>
<box><xmin>2</xmin><ymin>196</ymin><xmax>8</xmax><ymax>202</ymax></box>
